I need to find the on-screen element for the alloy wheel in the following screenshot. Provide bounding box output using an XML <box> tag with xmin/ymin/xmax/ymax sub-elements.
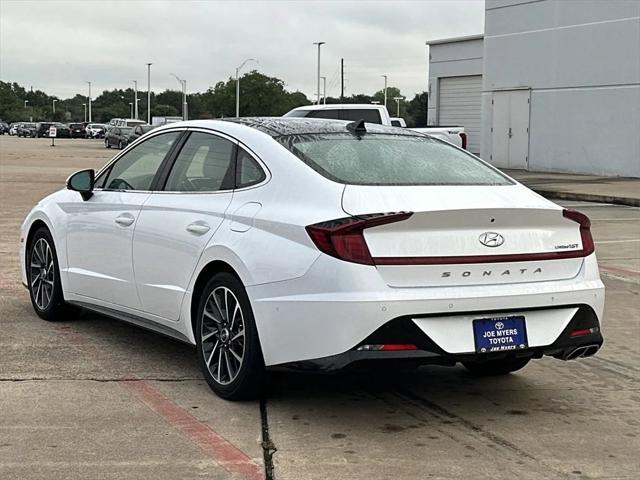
<box><xmin>200</xmin><ymin>286</ymin><xmax>246</xmax><ymax>385</ymax></box>
<box><xmin>30</xmin><ymin>238</ymin><xmax>55</xmax><ymax>310</ymax></box>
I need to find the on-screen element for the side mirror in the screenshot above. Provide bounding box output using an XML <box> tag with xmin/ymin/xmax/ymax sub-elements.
<box><xmin>67</xmin><ymin>169</ymin><xmax>95</xmax><ymax>201</ymax></box>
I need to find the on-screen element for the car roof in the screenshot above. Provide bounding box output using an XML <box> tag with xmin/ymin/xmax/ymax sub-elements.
<box><xmin>288</xmin><ymin>104</ymin><xmax>385</xmax><ymax>111</ymax></box>
<box><xmin>223</xmin><ymin>117</ymin><xmax>419</xmax><ymax>137</ymax></box>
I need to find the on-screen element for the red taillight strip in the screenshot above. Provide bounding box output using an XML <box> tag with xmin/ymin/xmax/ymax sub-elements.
<box><xmin>373</xmin><ymin>209</ymin><xmax>595</xmax><ymax>266</ymax></box>
<box><xmin>306</xmin><ymin>212</ymin><xmax>413</xmax><ymax>265</ymax></box>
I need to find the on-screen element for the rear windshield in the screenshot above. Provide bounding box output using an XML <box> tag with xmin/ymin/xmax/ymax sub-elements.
<box><xmin>285</xmin><ymin>108</ymin><xmax>383</xmax><ymax>124</ymax></box>
<box><xmin>278</xmin><ymin>133</ymin><xmax>511</xmax><ymax>186</ymax></box>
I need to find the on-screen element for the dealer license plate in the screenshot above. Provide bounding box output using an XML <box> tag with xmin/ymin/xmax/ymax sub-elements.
<box><xmin>473</xmin><ymin>316</ymin><xmax>528</xmax><ymax>353</ymax></box>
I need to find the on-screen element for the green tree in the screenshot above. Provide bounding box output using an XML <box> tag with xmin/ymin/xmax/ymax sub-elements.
<box><xmin>405</xmin><ymin>92</ymin><xmax>428</xmax><ymax>128</ymax></box>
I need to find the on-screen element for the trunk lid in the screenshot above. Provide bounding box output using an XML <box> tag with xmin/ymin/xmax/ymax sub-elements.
<box><xmin>341</xmin><ymin>185</ymin><xmax>586</xmax><ymax>287</ymax></box>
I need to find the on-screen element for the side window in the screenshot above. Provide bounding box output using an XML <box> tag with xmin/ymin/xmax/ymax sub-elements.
<box><xmin>236</xmin><ymin>147</ymin><xmax>266</xmax><ymax>188</ymax></box>
<box><xmin>164</xmin><ymin>132</ymin><xmax>235</xmax><ymax>192</ymax></box>
<box><xmin>342</xmin><ymin>109</ymin><xmax>382</xmax><ymax>124</ymax></box>
<box><xmin>103</xmin><ymin>132</ymin><xmax>180</xmax><ymax>191</ymax></box>
<box><xmin>306</xmin><ymin>109</ymin><xmax>341</xmax><ymax>120</ymax></box>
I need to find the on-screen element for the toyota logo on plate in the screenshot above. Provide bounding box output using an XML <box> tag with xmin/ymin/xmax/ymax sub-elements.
<box><xmin>495</xmin><ymin>322</ymin><xmax>504</xmax><ymax>330</ymax></box>
<box><xmin>479</xmin><ymin>232</ymin><xmax>505</xmax><ymax>248</ymax></box>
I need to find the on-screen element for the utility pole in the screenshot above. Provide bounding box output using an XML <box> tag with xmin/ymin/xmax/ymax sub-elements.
<box><xmin>170</xmin><ymin>73</ymin><xmax>188</xmax><ymax>120</ymax></box>
<box><xmin>381</xmin><ymin>75</ymin><xmax>388</xmax><ymax>109</ymax></box>
<box><xmin>340</xmin><ymin>58</ymin><xmax>344</xmax><ymax>102</ymax></box>
<box><xmin>320</xmin><ymin>76</ymin><xmax>326</xmax><ymax>104</ymax></box>
<box><xmin>82</xmin><ymin>103</ymin><xmax>87</xmax><ymax>123</ymax></box>
<box><xmin>313</xmin><ymin>42</ymin><xmax>325</xmax><ymax>105</ymax></box>
<box><xmin>86</xmin><ymin>81</ymin><xmax>92</xmax><ymax>122</ymax></box>
<box><xmin>52</xmin><ymin>99</ymin><xmax>57</xmax><ymax>116</ymax></box>
<box><xmin>393</xmin><ymin>96</ymin><xmax>404</xmax><ymax>117</ymax></box>
<box><xmin>133</xmin><ymin>80</ymin><xmax>138</xmax><ymax>119</ymax></box>
<box><xmin>235</xmin><ymin>58</ymin><xmax>256</xmax><ymax>117</ymax></box>
<box><xmin>129</xmin><ymin>102</ymin><xmax>134</xmax><ymax>119</ymax></box>
<box><xmin>146</xmin><ymin>63</ymin><xmax>152</xmax><ymax>124</ymax></box>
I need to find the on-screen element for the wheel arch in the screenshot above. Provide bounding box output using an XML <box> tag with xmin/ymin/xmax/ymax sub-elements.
<box><xmin>189</xmin><ymin>260</ymin><xmax>244</xmax><ymax>338</ymax></box>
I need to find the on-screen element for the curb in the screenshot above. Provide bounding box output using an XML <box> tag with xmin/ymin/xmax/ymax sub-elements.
<box><xmin>532</xmin><ymin>189</ymin><xmax>640</xmax><ymax>208</ymax></box>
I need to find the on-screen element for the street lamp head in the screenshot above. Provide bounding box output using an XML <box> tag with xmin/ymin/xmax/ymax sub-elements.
<box><xmin>313</xmin><ymin>41</ymin><xmax>325</xmax><ymax>46</ymax></box>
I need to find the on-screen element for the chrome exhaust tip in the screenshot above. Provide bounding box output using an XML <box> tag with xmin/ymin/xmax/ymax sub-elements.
<box><xmin>563</xmin><ymin>344</ymin><xmax>600</xmax><ymax>360</ymax></box>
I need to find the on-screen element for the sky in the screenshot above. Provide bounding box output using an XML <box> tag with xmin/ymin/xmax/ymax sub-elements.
<box><xmin>0</xmin><ymin>0</ymin><xmax>484</xmax><ymax>100</ymax></box>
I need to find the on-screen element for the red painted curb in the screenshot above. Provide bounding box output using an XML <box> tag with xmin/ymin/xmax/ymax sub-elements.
<box><xmin>124</xmin><ymin>380</ymin><xmax>264</xmax><ymax>480</ymax></box>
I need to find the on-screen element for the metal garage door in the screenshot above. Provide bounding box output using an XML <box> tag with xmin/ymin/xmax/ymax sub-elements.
<box><xmin>438</xmin><ymin>75</ymin><xmax>482</xmax><ymax>154</ymax></box>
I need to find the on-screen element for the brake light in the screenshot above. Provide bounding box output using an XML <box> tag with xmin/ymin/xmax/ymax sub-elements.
<box><xmin>306</xmin><ymin>212</ymin><xmax>413</xmax><ymax>265</ymax></box>
<box><xmin>563</xmin><ymin>209</ymin><xmax>595</xmax><ymax>256</ymax></box>
<box><xmin>459</xmin><ymin>132</ymin><xmax>467</xmax><ymax>150</ymax></box>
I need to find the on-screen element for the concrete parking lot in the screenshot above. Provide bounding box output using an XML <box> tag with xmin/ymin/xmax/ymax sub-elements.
<box><xmin>1</xmin><ymin>136</ymin><xmax>638</xmax><ymax>480</ymax></box>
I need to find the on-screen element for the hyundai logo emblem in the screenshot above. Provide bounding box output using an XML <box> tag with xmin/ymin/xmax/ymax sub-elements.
<box><xmin>479</xmin><ymin>232</ymin><xmax>505</xmax><ymax>248</ymax></box>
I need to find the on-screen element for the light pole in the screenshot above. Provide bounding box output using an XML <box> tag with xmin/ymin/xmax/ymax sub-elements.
<box><xmin>86</xmin><ymin>81</ymin><xmax>92</xmax><ymax>122</ymax></box>
<box><xmin>235</xmin><ymin>58</ymin><xmax>256</xmax><ymax>117</ymax></box>
<box><xmin>320</xmin><ymin>76</ymin><xmax>327</xmax><ymax>104</ymax></box>
<box><xmin>381</xmin><ymin>75</ymin><xmax>388</xmax><ymax>109</ymax></box>
<box><xmin>129</xmin><ymin>102</ymin><xmax>134</xmax><ymax>119</ymax></box>
<box><xmin>133</xmin><ymin>80</ymin><xmax>138</xmax><ymax>119</ymax></box>
<box><xmin>146</xmin><ymin>63</ymin><xmax>152</xmax><ymax>124</ymax></box>
<box><xmin>313</xmin><ymin>41</ymin><xmax>325</xmax><ymax>105</ymax></box>
<box><xmin>82</xmin><ymin>103</ymin><xmax>87</xmax><ymax>123</ymax></box>
<box><xmin>24</xmin><ymin>100</ymin><xmax>29</xmax><ymax>109</ymax></box>
<box><xmin>52</xmin><ymin>99</ymin><xmax>57</xmax><ymax>116</ymax></box>
<box><xmin>170</xmin><ymin>73</ymin><xmax>188</xmax><ymax>121</ymax></box>
<box><xmin>393</xmin><ymin>96</ymin><xmax>404</xmax><ymax>117</ymax></box>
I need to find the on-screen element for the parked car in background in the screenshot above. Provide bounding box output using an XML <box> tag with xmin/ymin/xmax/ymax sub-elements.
<box><xmin>85</xmin><ymin>123</ymin><xmax>107</xmax><ymax>138</ymax></box>
<box><xmin>9</xmin><ymin>123</ymin><xmax>21</xmax><ymax>135</ymax></box>
<box><xmin>68</xmin><ymin>123</ymin><xmax>86</xmax><ymax>138</ymax></box>
<box><xmin>128</xmin><ymin>124</ymin><xmax>155</xmax><ymax>142</ymax></box>
<box><xmin>35</xmin><ymin>122</ymin><xmax>71</xmax><ymax>138</ymax></box>
<box><xmin>390</xmin><ymin>117</ymin><xmax>407</xmax><ymax>127</ymax></box>
<box><xmin>284</xmin><ymin>104</ymin><xmax>467</xmax><ymax>149</ymax></box>
<box><xmin>104</xmin><ymin>126</ymin><xmax>133</xmax><ymax>149</ymax></box>
<box><xmin>109</xmin><ymin>118</ymin><xmax>147</xmax><ymax>128</ymax></box>
<box><xmin>17</xmin><ymin>123</ymin><xmax>37</xmax><ymax>137</ymax></box>
<box><xmin>0</xmin><ymin>121</ymin><xmax>9</xmax><ymax>135</ymax></box>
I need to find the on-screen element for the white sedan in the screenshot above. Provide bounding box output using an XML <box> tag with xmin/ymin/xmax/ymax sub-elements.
<box><xmin>20</xmin><ymin>118</ymin><xmax>605</xmax><ymax>399</ymax></box>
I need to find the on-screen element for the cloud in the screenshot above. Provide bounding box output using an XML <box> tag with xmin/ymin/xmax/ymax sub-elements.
<box><xmin>0</xmin><ymin>0</ymin><xmax>484</xmax><ymax>99</ymax></box>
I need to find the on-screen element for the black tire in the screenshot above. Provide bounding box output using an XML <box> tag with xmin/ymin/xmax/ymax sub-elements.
<box><xmin>196</xmin><ymin>272</ymin><xmax>264</xmax><ymax>400</ymax></box>
<box><xmin>463</xmin><ymin>357</ymin><xmax>530</xmax><ymax>376</ymax></box>
<box><xmin>26</xmin><ymin>227</ymin><xmax>80</xmax><ymax>322</ymax></box>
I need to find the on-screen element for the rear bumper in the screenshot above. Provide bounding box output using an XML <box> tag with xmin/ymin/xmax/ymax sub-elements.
<box><xmin>249</xmin><ymin>253</ymin><xmax>604</xmax><ymax>366</ymax></box>
<box><xmin>275</xmin><ymin>305</ymin><xmax>603</xmax><ymax>371</ymax></box>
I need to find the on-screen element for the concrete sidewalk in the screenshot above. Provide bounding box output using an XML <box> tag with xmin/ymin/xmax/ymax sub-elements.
<box><xmin>505</xmin><ymin>170</ymin><xmax>640</xmax><ymax>207</ymax></box>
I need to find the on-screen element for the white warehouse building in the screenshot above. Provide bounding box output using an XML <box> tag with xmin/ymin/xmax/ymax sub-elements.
<box><xmin>427</xmin><ymin>0</ymin><xmax>640</xmax><ymax>177</ymax></box>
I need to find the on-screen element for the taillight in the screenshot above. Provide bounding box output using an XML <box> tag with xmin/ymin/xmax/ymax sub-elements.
<box><xmin>459</xmin><ymin>132</ymin><xmax>467</xmax><ymax>150</ymax></box>
<box><xmin>306</xmin><ymin>212</ymin><xmax>413</xmax><ymax>265</ymax></box>
<box><xmin>563</xmin><ymin>209</ymin><xmax>595</xmax><ymax>256</ymax></box>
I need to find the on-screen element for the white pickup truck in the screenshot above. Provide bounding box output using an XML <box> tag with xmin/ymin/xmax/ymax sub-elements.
<box><xmin>284</xmin><ymin>104</ymin><xmax>467</xmax><ymax>149</ymax></box>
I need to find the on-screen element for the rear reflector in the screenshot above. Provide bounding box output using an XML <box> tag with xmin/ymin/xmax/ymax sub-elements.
<box><xmin>570</xmin><ymin>327</ymin><xmax>599</xmax><ymax>338</ymax></box>
<box><xmin>357</xmin><ymin>344</ymin><xmax>418</xmax><ymax>351</ymax></box>
<box><xmin>306</xmin><ymin>212</ymin><xmax>412</xmax><ymax>265</ymax></box>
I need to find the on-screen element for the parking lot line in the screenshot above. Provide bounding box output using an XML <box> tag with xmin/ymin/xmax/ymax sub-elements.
<box><xmin>123</xmin><ymin>380</ymin><xmax>264</xmax><ymax>480</ymax></box>
<box><xmin>51</xmin><ymin>323</ymin><xmax>264</xmax><ymax>480</ymax></box>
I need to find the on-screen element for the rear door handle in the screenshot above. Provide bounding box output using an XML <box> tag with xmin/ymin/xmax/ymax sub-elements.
<box><xmin>115</xmin><ymin>213</ymin><xmax>135</xmax><ymax>227</ymax></box>
<box><xmin>186</xmin><ymin>222</ymin><xmax>210</xmax><ymax>235</ymax></box>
